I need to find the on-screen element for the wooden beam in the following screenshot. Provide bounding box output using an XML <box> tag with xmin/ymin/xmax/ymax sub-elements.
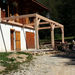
<box><xmin>51</xmin><ymin>25</ymin><xmax>55</xmax><ymax>49</ymax></box>
<box><xmin>23</xmin><ymin>22</ymin><xmax>49</xmax><ymax>26</ymax></box>
<box><xmin>61</xmin><ymin>27</ymin><xmax>64</xmax><ymax>43</ymax></box>
<box><xmin>23</xmin><ymin>23</ymin><xmax>34</xmax><ymax>26</ymax></box>
<box><xmin>8</xmin><ymin>5</ymin><xmax>10</xmax><ymax>17</ymax></box>
<box><xmin>36</xmin><ymin>14</ymin><xmax>63</xmax><ymax>27</ymax></box>
<box><xmin>23</xmin><ymin>25</ymin><xmax>34</xmax><ymax>29</ymax></box>
<box><xmin>3</xmin><ymin>13</ymin><xmax>63</xmax><ymax>29</ymax></box>
<box><xmin>39</xmin><ymin>27</ymin><xmax>51</xmax><ymax>30</ymax></box>
<box><xmin>39</xmin><ymin>26</ymin><xmax>61</xmax><ymax>30</ymax></box>
<box><xmin>3</xmin><ymin>13</ymin><xmax>63</xmax><ymax>27</ymax></box>
<box><xmin>39</xmin><ymin>22</ymin><xmax>49</xmax><ymax>25</ymax></box>
<box><xmin>55</xmin><ymin>26</ymin><xmax>61</xmax><ymax>28</ymax></box>
<box><xmin>3</xmin><ymin>13</ymin><xmax>36</xmax><ymax>20</ymax></box>
<box><xmin>35</xmin><ymin>17</ymin><xmax>40</xmax><ymax>50</ymax></box>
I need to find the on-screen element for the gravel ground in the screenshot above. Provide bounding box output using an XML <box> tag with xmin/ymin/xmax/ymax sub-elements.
<box><xmin>5</xmin><ymin>54</ymin><xmax>75</xmax><ymax>75</ymax></box>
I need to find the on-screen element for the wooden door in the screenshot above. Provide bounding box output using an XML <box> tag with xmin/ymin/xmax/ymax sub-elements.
<box><xmin>26</xmin><ymin>32</ymin><xmax>35</xmax><ymax>49</ymax></box>
<box><xmin>15</xmin><ymin>31</ymin><xmax>21</xmax><ymax>51</ymax></box>
<box><xmin>11</xmin><ymin>30</ymin><xmax>14</xmax><ymax>50</ymax></box>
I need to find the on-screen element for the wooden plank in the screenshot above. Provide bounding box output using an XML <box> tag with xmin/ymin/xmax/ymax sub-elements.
<box><xmin>2</xmin><ymin>20</ymin><xmax>34</xmax><ymax>29</ymax></box>
<box><xmin>24</xmin><ymin>25</ymin><xmax>34</xmax><ymax>29</ymax></box>
<box><xmin>39</xmin><ymin>22</ymin><xmax>49</xmax><ymax>25</ymax></box>
<box><xmin>39</xmin><ymin>27</ymin><xmax>51</xmax><ymax>30</ymax></box>
<box><xmin>8</xmin><ymin>5</ymin><xmax>10</xmax><ymax>17</ymax></box>
<box><xmin>26</xmin><ymin>32</ymin><xmax>35</xmax><ymax>49</ymax></box>
<box><xmin>25</xmin><ymin>17</ymin><xmax>30</xmax><ymax>24</ymax></box>
<box><xmin>39</xmin><ymin>26</ymin><xmax>60</xmax><ymax>30</ymax></box>
<box><xmin>15</xmin><ymin>31</ymin><xmax>21</xmax><ymax>51</ymax></box>
<box><xmin>23</xmin><ymin>22</ymin><xmax>49</xmax><ymax>26</ymax></box>
<box><xmin>3</xmin><ymin>13</ymin><xmax>36</xmax><ymax>20</ymax></box>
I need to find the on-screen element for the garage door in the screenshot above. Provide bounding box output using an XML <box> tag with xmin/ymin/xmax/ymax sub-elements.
<box><xmin>15</xmin><ymin>31</ymin><xmax>21</xmax><ymax>51</ymax></box>
<box><xmin>26</xmin><ymin>32</ymin><xmax>35</xmax><ymax>49</ymax></box>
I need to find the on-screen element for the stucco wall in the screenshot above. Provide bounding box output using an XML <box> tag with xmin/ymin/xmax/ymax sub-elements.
<box><xmin>0</xmin><ymin>23</ymin><xmax>35</xmax><ymax>52</ymax></box>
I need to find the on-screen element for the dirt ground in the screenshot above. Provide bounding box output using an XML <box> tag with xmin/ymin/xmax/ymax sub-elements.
<box><xmin>5</xmin><ymin>53</ymin><xmax>75</xmax><ymax>75</ymax></box>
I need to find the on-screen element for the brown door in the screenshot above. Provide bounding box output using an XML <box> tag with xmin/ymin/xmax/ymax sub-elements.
<box><xmin>26</xmin><ymin>32</ymin><xmax>35</xmax><ymax>49</ymax></box>
<box><xmin>15</xmin><ymin>31</ymin><xmax>21</xmax><ymax>51</ymax></box>
<box><xmin>11</xmin><ymin>30</ymin><xmax>14</xmax><ymax>50</ymax></box>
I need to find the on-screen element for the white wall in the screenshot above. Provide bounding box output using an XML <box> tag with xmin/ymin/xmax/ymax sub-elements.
<box><xmin>0</xmin><ymin>23</ymin><xmax>35</xmax><ymax>52</ymax></box>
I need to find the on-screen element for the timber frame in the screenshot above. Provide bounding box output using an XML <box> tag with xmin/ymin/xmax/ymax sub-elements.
<box><xmin>0</xmin><ymin>8</ymin><xmax>64</xmax><ymax>50</ymax></box>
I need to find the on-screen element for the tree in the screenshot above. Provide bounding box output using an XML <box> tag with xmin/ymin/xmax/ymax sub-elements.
<box><xmin>48</xmin><ymin>0</ymin><xmax>75</xmax><ymax>36</ymax></box>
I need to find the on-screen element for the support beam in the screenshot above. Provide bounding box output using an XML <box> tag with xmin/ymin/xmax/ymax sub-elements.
<box><xmin>39</xmin><ymin>27</ymin><xmax>51</xmax><ymax>30</ymax></box>
<box><xmin>39</xmin><ymin>22</ymin><xmax>49</xmax><ymax>25</ymax></box>
<box><xmin>8</xmin><ymin>5</ymin><xmax>10</xmax><ymax>17</ymax></box>
<box><xmin>0</xmin><ymin>8</ymin><xmax>1</xmax><ymax>22</ymax></box>
<box><xmin>35</xmin><ymin>17</ymin><xmax>40</xmax><ymax>49</ymax></box>
<box><xmin>51</xmin><ymin>25</ymin><xmax>55</xmax><ymax>49</ymax></box>
<box><xmin>24</xmin><ymin>25</ymin><xmax>34</xmax><ymax>29</ymax></box>
<box><xmin>23</xmin><ymin>23</ymin><xmax>34</xmax><ymax>26</ymax></box>
<box><xmin>23</xmin><ymin>22</ymin><xmax>50</xmax><ymax>26</ymax></box>
<box><xmin>39</xmin><ymin>26</ymin><xmax>61</xmax><ymax>30</ymax></box>
<box><xmin>36</xmin><ymin>14</ymin><xmax>63</xmax><ymax>27</ymax></box>
<box><xmin>61</xmin><ymin>27</ymin><xmax>64</xmax><ymax>43</ymax></box>
<box><xmin>3</xmin><ymin>13</ymin><xmax>36</xmax><ymax>20</ymax></box>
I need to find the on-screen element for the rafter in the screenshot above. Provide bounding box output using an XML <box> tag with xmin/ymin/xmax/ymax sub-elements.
<box><xmin>36</xmin><ymin>14</ymin><xmax>63</xmax><ymax>27</ymax></box>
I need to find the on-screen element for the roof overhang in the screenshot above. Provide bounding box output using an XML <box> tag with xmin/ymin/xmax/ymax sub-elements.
<box><xmin>32</xmin><ymin>0</ymin><xmax>49</xmax><ymax>10</ymax></box>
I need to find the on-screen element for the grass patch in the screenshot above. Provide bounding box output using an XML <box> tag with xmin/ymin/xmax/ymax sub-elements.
<box><xmin>65</xmin><ymin>36</ymin><xmax>74</xmax><ymax>40</ymax></box>
<box><xmin>17</xmin><ymin>52</ymin><xmax>33</xmax><ymax>62</ymax></box>
<box><xmin>0</xmin><ymin>52</ymin><xmax>33</xmax><ymax>74</ymax></box>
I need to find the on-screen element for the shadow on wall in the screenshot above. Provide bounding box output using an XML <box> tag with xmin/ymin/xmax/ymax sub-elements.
<box><xmin>0</xmin><ymin>24</ymin><xmax>7</xmax><ymax>52</ymax></box>
<box><xmin>22</xmin><ymin>28</ymin><xmax>28</xmax><ymax>50</ymax></box>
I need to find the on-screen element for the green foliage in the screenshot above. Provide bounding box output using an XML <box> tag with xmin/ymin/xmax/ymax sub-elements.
<box><xmin>0</xmin><ymin>52</ymin><xmax>12</xmax><ymax>62</ymax></box>
<box><xmin>48</xmin><ymin>0</ymin><xmax>75</xmax><ymax>36</ymax></box>
<box><xmin>17</xmin><ymin>52</ymin><xmax>33</xmax><ymax>62</ymax></box>
<box><xmin>0</xmin><ymin>52</ymin><xmax>33</xmax><ymax>74</ymax></box>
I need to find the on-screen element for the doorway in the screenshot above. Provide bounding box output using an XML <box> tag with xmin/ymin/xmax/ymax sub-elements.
<box><xmin>10</xmin><ymin>29</ymin><xmax>14</xmax><ymax>50</ymax></box>
<box><xmin>26</xmin><ymin>32</ymin><xmax>35</xmax><ymax>49</ymax></box>
<box><xmin>15</xmin><ymin>31</ymin><xmax>21</xmax><ymax>51</ymax></box>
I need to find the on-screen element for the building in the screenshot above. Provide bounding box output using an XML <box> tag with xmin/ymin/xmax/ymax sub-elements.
<box><xmin>0</xmin><ymin>0</ymin><xmax>64</xmax><ymax>52</ymax></box>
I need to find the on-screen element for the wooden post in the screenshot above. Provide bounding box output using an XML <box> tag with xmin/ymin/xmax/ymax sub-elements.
<box><xmin>35</xmin><ymin>17</ymin><xmax>40</xmax><ymax>50</ymax></box>
<box><xmin>61</xmin><ymin>27</ymin><xmax>64</xmax><ymax>43</ymax></box>
<box><xmin>0</xmin><ymin>8</ymin><xmax>1</xmax><ymax>22</ymax></box>
<box><xmin>8</xmin><ymin>5</ymin><xmax>10</xmax><ymax>17</ymax></box>
<box><xmin>51</xmin><ymin>24</ymin><xmax>55</xmax><ymax>49</ymax></box>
